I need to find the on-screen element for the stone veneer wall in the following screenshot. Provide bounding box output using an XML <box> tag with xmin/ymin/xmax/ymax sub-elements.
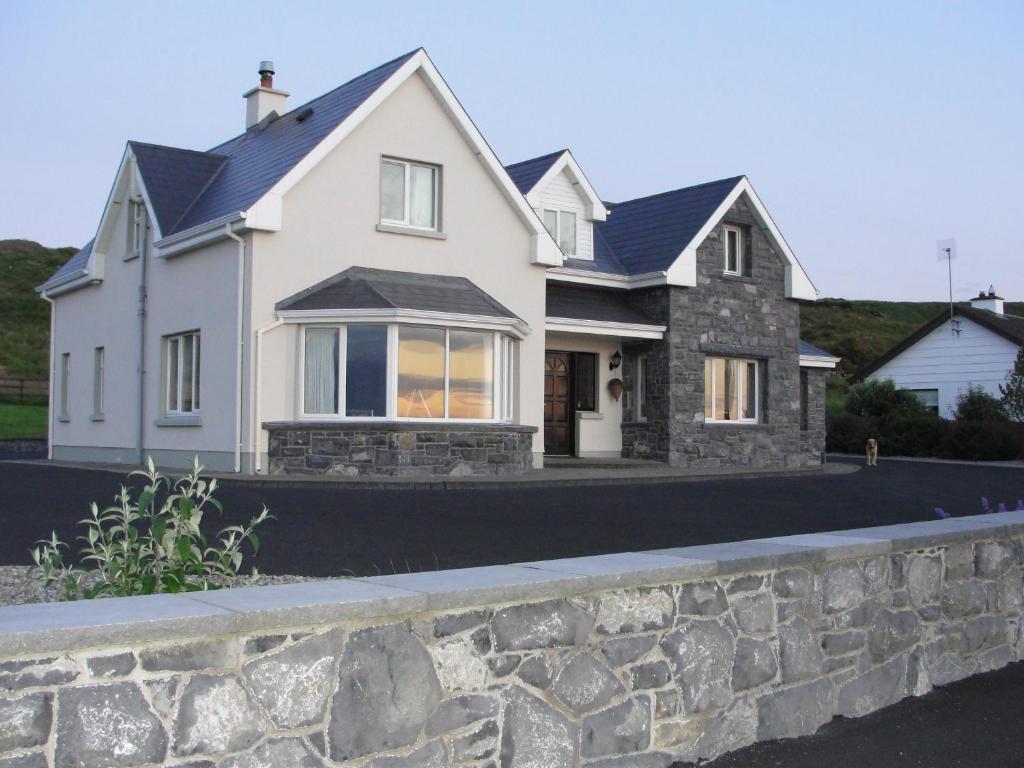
<box><xmin>265</xmin><ymin>422</ymin><xmax>536</xmax><ymax>477</ymax></box>
<box><xmin>1</xmin><ymin>512</ymin><xmax>1023</xmax><ymax>768</ymax></box>
<box><xmin>800</xmin><ymin>368</ymin><xmax>828</xmax><ymax>462</ymax></box>
<box><xmin>622</xmin><ymin>194</ymin><xmax>812</xmax><ymax>468</ymax></box>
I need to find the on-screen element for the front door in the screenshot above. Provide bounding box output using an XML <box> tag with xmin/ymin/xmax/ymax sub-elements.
<box><xmin>544</xmin><ymin>351</ymin><xmax>574</xmax><ymax>455</ymax></box>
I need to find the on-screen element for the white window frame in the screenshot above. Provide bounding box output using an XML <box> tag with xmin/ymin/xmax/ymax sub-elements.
<box><xmin>380</xmin><ymin>157</ymin><xmax>441</xmax><ymax>231</ymax></box>
<box><xmin>165</xmin><ymin>331</ymin><xmax>201</xmax><ymax>416</ymax></box>
<box><xmin>635</xmin><ymin>354</ymin><xmax>648</xmax><ymax>423</ymax></box>
<box><xmin>543</xmin><ymin>209</ymin><xmax>578</xmax><ymax>257</ymax></box>
<box><xmin>92</xmin><ymin>347</ymin><xmax>105</xmax><ymax>418</ymax></box>
<box><xmin>723</xmin><ymin>224</ymin><xmax>742</xmax><ymax>276</ymax></box>
<box><xmin>704</xmin><ymin>356</ymin><xmax>759</xmax><ymax>424</ymax></box>
<box><xmin>299</xmin><ymin>323</ymin><xmax>514</xmax><ymax>424</ymax></box>
<box><xmin>59</xmin><ymin>353</ymin><xmax>70</xmax><ymax>420</ymax></box>
<box><xmin>128</xmin><ymin>199</ymin><xmax>146</xmax><ymax>260</ymax></box>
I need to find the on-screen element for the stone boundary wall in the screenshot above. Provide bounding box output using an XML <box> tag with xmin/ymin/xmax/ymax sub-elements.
<box><xmin>265</xmin><ymin>422</ymin><xmax>536</xmax><ymax>477</ymax></box>
<box><xmin>2</xmin><ymin>511</ymin><xmax>1023</xmax><ymax>768</ymax></box>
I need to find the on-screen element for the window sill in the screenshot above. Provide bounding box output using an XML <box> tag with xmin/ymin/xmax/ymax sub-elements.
<box><xmin>90</xmin><ymin>413</ymin><xmax>105</xmax><ymax>422</ymax></box>
<box><xmin>155</xmin><ymin>414</ymin><xmax>202</xmax><ymax>428</ymax></box>
<box><xmin>577</xmin><ymin>411</ymin><xmax>603</xmax><ymax>421</ymax></box>
<box><xmin>376</xmin><ymin>223</ymin><xmax>447</xmax><ymax>240</ymax></box>
<box><xmin>123</xmin><ymin>252</ymin><xmax>140</xmax><ymax>262</ymax></box>
<box><xmin>721</xmin><ymin>273</ymin><xmax>756</xmax><ymax>284</ymax></box>
<box><xmin>704</xmin><ymin>420</ymin><xmax>767</xmax><ymax>428</ymax></box>
<box><xmin>57</xmin><ymin>415</ymin><xmax>70</xmax><ymax>423</ymax></box>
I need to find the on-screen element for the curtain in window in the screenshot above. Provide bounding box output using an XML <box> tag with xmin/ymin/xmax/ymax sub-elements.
<box><xmin>304</xmin><ymin>329</ymin><xmax>339</xmax><ymax>414</ymax></box>
<box><xmin>448</xmin><ymin>330</ymin><xmax>493</xmax><ymax>419</ymax></box>
<box><xmin>409</xmin><ymin>165</ymin><xmax>435</xmax><ymax>228</ymax></box>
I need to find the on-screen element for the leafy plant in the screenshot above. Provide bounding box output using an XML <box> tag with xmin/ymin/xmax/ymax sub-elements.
<box><xmin>952</xmin><ymin>385</ymin><xmax>1007</xmax><ymax>422</ymax></box>
<box><xmin>844</xmin><ymin>379</ymin><xmax>930</xmax><ymax>422</ymax></box>
<box><xmin>32</xmin><ymin>457</ymin><xmax>271</xmax><ymax>600</ymax></box>
<box><xmin>999</xmin><ymin>347</ymin><xmax>1024</xmax><ymax>422</ymax></box>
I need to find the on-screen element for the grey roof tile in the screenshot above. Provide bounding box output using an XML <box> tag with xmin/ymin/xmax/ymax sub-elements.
<box><xmin>276</xmin><ymin>266</ymin><xmax>520</xmax><ymax>320</ymax></box>
<box><xmin>42</xmin><ymin>239</ymin><xmax>93</xmax><ymax>287</ymax></box>
<box><xmin>504</xmin><ymin>150</ymin><xmax>565</xmax><ymax>194</ymax></box>
<box><xmin>130</xmin><ymin>142</ymin><xmax>227</xmax><ymax>235</ymax></box>
<box><xmin>546</xmin><ymin>284</ymin><xmax>661</xmax><ymax>326</ymax></box>
<box><xmin>799</xmin><ymin>340</ymin><xmax>838</xmax><ymax>358</ymax></box>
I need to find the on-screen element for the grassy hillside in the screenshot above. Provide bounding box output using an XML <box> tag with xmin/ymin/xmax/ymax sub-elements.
<box><xmin>800</xmin><ymin>298</ymin><xmax>1024</xmax><ymax>377</ymax></box>
<box><xmin>0</xmin><ymin>240</ymin><xmax>78</xmax><ymax>378</ymax></box>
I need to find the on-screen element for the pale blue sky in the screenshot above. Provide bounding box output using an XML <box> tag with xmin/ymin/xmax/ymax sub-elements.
<box><xmin>2</xmin><ymin>0</ymin><xmax>1021</xmax><ymax>300</ymax></box>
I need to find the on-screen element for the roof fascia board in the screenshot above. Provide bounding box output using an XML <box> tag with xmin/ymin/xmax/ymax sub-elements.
<box><xmin>256</xmin><ymin>50</ymin><xmax>561</xmax><ymax>267</ymax></box>
<box><xmin>131</xmin><ymin>157</ymin><xmax>165</xmax><ymax>243</ymax></box>
<box><xmin>545</xmin><ymin>317</ymin><xmax>666</xmax><ymax>340</ymax></box>
<box><xmin>524</xmin><ymin>151</ymin><xmax>608</xmax><ymax>221</ymax></box>
<box><xmin>154</xmin><ymin>213</ymin><xmax>247</xmax><ymax>258</ymax></box>
<box><xmin>37</xmin><ymin>269</ymin><xmax>94</xmax><ymax>297</ymax></box>
<box><xmin>666</xmin><ymin>177</ymin><xmax>817</xmax><ymax>300</ymax></box>
<box><xmin>799</xmin><ymin>354</ymin><xmax>840</xmax><ymax>368</ymax></box>
<box><xmin>275</xmin><ymin>307</ymin><xmax>532</xmax><ymax>339</ymax></box>
<box><xmin>545</xmin><ymin>267</ymin><xmax>672</xmax><ymax>289</ymax></box>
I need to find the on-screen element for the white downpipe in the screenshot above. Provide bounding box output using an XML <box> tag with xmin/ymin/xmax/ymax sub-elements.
<box><xmin>253</xmin><ymin>319</ymin><xmax>284</xmax><ymax>473</ymax></box>
<box><xmin>225</xmin><ymin>225</ymin><xmax>246</xmax><ymax>473</ymax></box>
<box><xmin>40</xmin><ymin>293</ymin><xmax>55</xmax><ymax>460</ymax></box>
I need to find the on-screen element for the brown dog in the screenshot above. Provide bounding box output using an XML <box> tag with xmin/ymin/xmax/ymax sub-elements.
<box><xmin>866</xmin><ymin>438</ymin><xmax>879</xmax><ymax>466</ymax></box>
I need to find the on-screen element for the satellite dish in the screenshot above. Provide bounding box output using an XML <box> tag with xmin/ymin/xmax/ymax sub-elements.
<box><xmin>936</xmin><ymin>238</ymin><xmax>957</xmax><ymax>261</ymax></box>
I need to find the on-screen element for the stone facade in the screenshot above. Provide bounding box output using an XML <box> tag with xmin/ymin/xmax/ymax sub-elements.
<box><xmin>2</xmin><ymin>520</ymin><xmax>1021</xmax><ymax>768</ymax></box>
<box><xmin>265</xmin><ymin>422</ymin><xmax>536</xmax><ymax>477</ymax></box>
<box><xmin>620</xmin><ymin>194</ymin><xmax>821</xmax><ymax>467</ymax></box>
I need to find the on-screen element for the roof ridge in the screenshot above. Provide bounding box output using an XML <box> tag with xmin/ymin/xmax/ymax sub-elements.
<box><xmin>207</xmin><ymin>48</ymin><xmax>422</xmax><ymax>154</ymax></box>
<box><xmin>608</xmin><ymin>175</ymin><xmax>745</xmax><ymax>208</ymax></box>
<box><xmin>504</xmin><ymin>148</ymin><xmax>568</xmax><ymax>169</ymax></box>
<box><xmin>129</xmin><ymin>140</ymin><xmax>227</xmax><ymax>160</ymax></box>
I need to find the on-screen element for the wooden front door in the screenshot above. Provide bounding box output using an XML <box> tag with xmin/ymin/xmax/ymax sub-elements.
<box><xmin>544</xmin><ymin>351</ymin><xmax>574</xmax><ymax>455</ymax></box>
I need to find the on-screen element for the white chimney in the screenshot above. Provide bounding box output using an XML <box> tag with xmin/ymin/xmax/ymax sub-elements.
<box><xmin>243</xmin><ymin>61</ymin><xmax>289</xmax><ymax>129</ymax></box>
<box><xmin>969</xmin><ymin>285</ymin><xmax>1005</xmax><ymax>316</ymax></box>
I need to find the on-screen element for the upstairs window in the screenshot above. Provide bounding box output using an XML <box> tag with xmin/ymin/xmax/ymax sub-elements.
<box><xmin>705</xmin><ymin>357</ymin><xmax>758</xmax><ymax>422</ymax></box>
<box><xmin>724</xmin><ymin>225</ymin><xmax>742</xmax><ymax>275</ymax></box>
<box><xmin>381</xmin><ymin>158</ymin><xmax>439</xmax><ymax>230</ymax></box>
<box><xmin>127</xmin><ymin>200</ymin><xmax>146</xmax><ymax>259</ymax></box>
<box><xmin>543</xmin><ymin>209</ymin><xmax>577</xmax><ymax>256</ymax></box>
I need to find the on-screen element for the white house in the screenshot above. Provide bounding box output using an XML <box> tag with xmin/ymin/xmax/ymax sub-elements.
<box><xmin>861</xmin><ymin>290</ymin><xmax>1023</xmax><ymax>417</ymax></box>
<box><xmin>38</xmin><ymin>50</ymin><xmax>834</xmax><ymax>475</ymax></box>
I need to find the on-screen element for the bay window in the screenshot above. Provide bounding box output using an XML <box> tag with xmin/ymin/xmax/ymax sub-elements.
<box><xmin>302</xmin><ymin>324</ymin><xmax>511</xmax><ymax>422</ymax></box>
<box><xmin>704</xmin><ymin>357</ymin><xmax>758</xmax><ymax>422</ymax></box>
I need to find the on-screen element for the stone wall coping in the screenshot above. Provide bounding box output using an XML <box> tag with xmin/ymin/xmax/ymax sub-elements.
<box><xmin>1</xmin><ymin>510</ymin><xmax>1022</xmax><ymax>657</ymax></box>
<box><xmin>263</xmin><ymin>420</ymin><xmax>538</xmax><ymax>433</ymax></box>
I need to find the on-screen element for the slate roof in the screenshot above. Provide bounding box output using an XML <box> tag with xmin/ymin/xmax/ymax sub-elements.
<box><xmin>276</xmin><ymin>266</ymin><xmax>520</xmax><ymax>320</ymax></box>
<box><xmin>504</xmin><ymin>150</ymin><xmax>565</xmax><ymax>194</ymax></box>
<box><xmin>857</xmin><ymin>304</ymin><xmax>1024</xmax><ymax>380</ymax></box>
<box><xmin>46</xmin><ymin>239</ymin><xmax>94</xmax><ymax>285</ymax></box>
<box><xmin>130</xmin><ymin>142</ymin><xmax>227</xmax><ymax>235</ymax></box>
<box><xmin>799</xmin><ymin>340</ymin><xmax>838</xmax><ymax>358</ymax></box>
<box><xmin>597</xmin><ymin>176</ymin><xmax>743</xmax><ymax>275</ymax></box>
<box><xmin>546</xmin><ymin>284</ymin><xmax>662</xmax><ymax>326</ymax></box>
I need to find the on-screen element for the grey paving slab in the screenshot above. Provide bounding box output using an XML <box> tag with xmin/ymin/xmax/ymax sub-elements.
<box><xmin>648</xmin><ymin>540</ymin><xmax>824</xmax><ymax>574</ymax></box>
<box><xmin>760</xmin><ymin>533</ymin><xmax>891</xmax><ymax>561</ymax></box>
<box><xmin>185</xmin><ymin>578</ymin><xmax>427</xmax><ymax>631</ymax></box>
<box><xmin>514</xmin><ymin>552</ymin><xmax>716</xmax><ymax>590</ymax></box>
<box><xmin>0</xmin><ymin>593</ymin><xmax>237</xmax><ymax>656</ymax></box>
<box><xmin>358</xmin><ymin>565</ymin><xmax>591</xmax><ymax>610</ymax></box>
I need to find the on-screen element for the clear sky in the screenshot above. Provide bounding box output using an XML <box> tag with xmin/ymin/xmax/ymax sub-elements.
<box><xmin>2</xmin><ymin>0</ymin><xmax>1020</xmax><ymax>301</ymax></box>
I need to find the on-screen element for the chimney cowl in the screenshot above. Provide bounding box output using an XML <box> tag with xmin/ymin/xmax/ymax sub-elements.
<box><xmin>259</xmin><ymin>60</ymin><xmax>275</xmax><ymax>88</ymax></box>
<box><xmin>243</xmin><ymin>60</ymin><xmax>289</xmax><ymax>129</ymax></box>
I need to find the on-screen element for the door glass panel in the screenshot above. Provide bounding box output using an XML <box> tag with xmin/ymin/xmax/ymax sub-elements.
<box><xmin>448</xmin><ymin>330</ymin><xmax>493</xmax><ymax>419</ymax></box>
<box><xmin>346</xmin><ymin>325</ymin><xmax>387</xmax><ymax>417</ymax></box>
<box><xmin>575</xmin><ymin>353</ymin><xmax>596</xmax><ymax>411</ymax></box>
<box><xmin>398</xmin><ymin>326</ymin><xmax>445</xmax><ymax>418</ymax></box>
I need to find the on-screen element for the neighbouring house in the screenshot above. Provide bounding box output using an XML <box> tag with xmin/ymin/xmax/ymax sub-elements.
<box><xmin>859</xmin><ymin>289</ymin><xmax>1023</xmax><ymax>417</ymax></box>
<box><xmin>38</xmin><ymin>49</ymin><xmax>837</xmax><ymax>476</ymax></box>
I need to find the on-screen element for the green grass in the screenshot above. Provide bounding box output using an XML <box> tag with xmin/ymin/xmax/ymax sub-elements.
<box><xmin>0</xmin><ymin>239</ymin><xmax>79</xmax><ymax>378</ymax></box>
<box><xmin>0</xmin><ymin>403</ymin><xmax>48</xmax><ymax>439</ymax></box>
<box><xmin>800</xmin><ymin>298</ymin><xmax>1024</xmax><ymax>378</ymax></box>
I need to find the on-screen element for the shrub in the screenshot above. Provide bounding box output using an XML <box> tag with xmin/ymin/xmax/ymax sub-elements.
<box><xmin>952</xmin><ymin>386</ymin><xmax>1007</xmax><ymax>422</ymax></box>
<box><xmin>32</xmin><ymin>458</ymin><xmax>271</xmax><ymax>600</ymax></box>
<box><xmin>938</xmin><ymin>420</ymin><xmax>1022</xmax><ymax>461</ymax></box>
<box><xmin>825</xmin><ymin>413</ymin><xmax>1024</xmax><ymax>461</ymax></box>
<box><xmin>825</xmin><ymin>411</ymin><xmax>872</xmax><ymax>453</ymax></box>
<box><xmin>999</xmin><ymin>347</ymin><xmax>1024</xmax><ymax>422</ymax></box>
<box><xmin>844</xmin><ymin>379</ymin><xmax>930</xmax><ymax>421</ymax></box>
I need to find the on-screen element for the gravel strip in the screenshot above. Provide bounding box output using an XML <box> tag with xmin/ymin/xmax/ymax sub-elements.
<box><xmin>0</xmin><ymin>565</ymin><xmax>321</xmax><ymax>607</ymax></box>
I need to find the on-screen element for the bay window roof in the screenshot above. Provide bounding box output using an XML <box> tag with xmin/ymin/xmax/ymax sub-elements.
<box><xmin>276</xmin><ymin>266</ymin><xmax>522</xmax><ymax>322</ymax></box>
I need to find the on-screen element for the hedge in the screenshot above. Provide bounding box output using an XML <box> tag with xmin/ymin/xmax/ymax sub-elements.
<box><xmin>827</xmin><ymin>412</ymin><xmax>1024</xmax><ymax>461</ymax></box>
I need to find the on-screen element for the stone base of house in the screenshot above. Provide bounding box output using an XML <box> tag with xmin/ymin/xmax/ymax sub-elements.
<box><xmin>264</xmin><ymin>422</ymin><xmax>537</xmax><ymax>477</ymax></box>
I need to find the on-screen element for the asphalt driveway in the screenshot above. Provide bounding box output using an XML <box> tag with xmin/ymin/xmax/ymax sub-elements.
<box><xmin>0</xmin><ymin>457</ymin><xmax>1021</xmax><ymax>576</ymax></box>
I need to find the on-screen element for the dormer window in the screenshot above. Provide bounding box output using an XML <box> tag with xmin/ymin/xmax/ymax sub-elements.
<box><xmin>381</xmin><ymin>158</ymin><xmax>440</xmax><ymax>231</ymax></box>
<box><xmin>127</xmin><ymin>199</ymin><xmax>146</xmax><ymax>260</ymax></box>
<box><xmin>543</xmin><ymin>209</ymin><xmax>577</xmax><ymax>256</ymax></box>
<box><xmin>724</xmin><ymin>225</ymin><xmax>742</xmax><ymax>275</ymax></box>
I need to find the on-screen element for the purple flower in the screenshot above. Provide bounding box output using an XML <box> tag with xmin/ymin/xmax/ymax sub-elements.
<box><xmin>998</xmin><ymin>502</ymin><xmax>1008</xmax><ymax>513</ymax></box>
<box><xmin>934</xmin><ymin>507</ymin><xmax>950</xmax><ymax>519</ymax></box>
<box><xmin>981</xmin><ymin>497</ymin><xmax>991</xmax><ymax>512</ymax></box>
<box><xmin>1017</xmin><ymin>500</ymin><xmax>1024</xmax><ymax>511</ymax></box>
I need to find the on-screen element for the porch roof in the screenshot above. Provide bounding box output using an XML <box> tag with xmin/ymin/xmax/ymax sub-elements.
<box><xmin>545</xmin><ymin>284</ymin><xmax>661</xmax><ymax>327</ymax></box>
